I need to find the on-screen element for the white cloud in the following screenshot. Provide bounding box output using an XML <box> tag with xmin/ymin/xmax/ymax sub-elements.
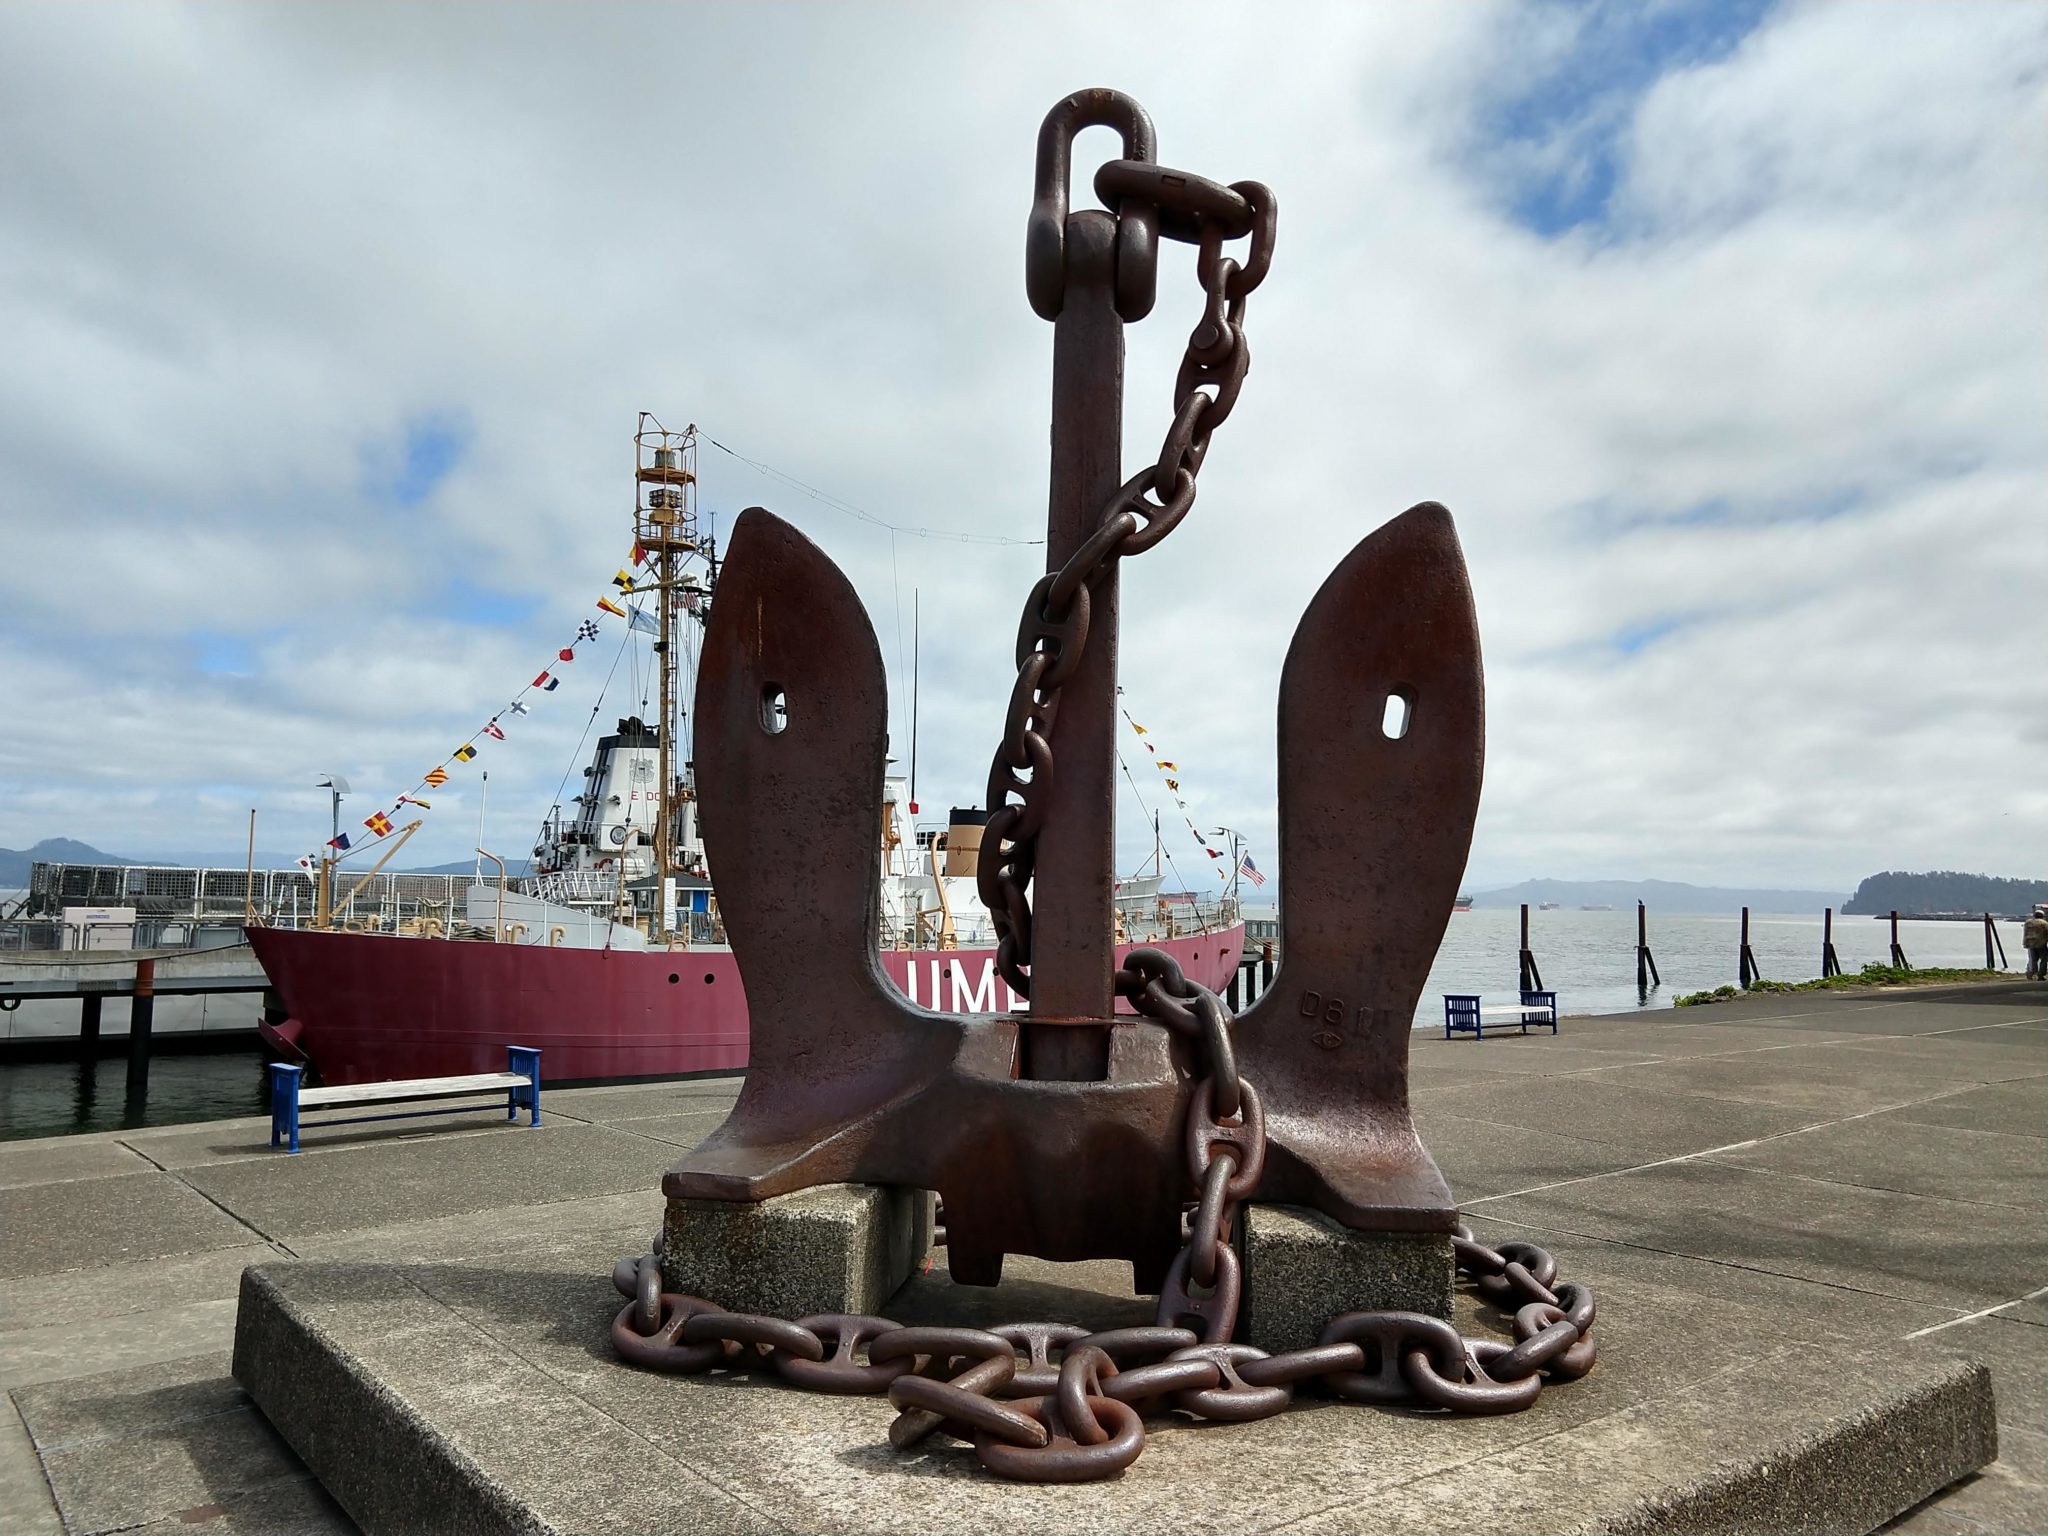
<box><xmin>0</xmin><ymin>0</ymin><xmax>2041</xmax><ymax>900</ymax></box>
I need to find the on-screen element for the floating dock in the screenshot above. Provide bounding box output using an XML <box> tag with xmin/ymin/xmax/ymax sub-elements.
<box><xmin>2</xmin><ymin>982</ymin><xmax>2043</xmax><ymax>1533</ymax></box>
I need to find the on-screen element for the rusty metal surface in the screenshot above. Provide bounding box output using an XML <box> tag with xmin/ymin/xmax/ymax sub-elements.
<box><xmin>618</xmin><ymin>85</ymin><xmax>1593</xmax><ymax>1485</ymax></box>
<box><xmin>611</xmin><ymin>1223</ymin><xmax>1596</xmax><ymax>1481</ymax></box>
<box><xmin>665</xmin><ymin>84</ymin><xmax>1474</xmax><ymax>1289</ymax></box>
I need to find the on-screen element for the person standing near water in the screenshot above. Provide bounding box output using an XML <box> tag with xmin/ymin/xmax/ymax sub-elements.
<box><xmin>2025</xmin><ymin>907</ymin><xmax>2048</xmax><ymax>980</ymax></box>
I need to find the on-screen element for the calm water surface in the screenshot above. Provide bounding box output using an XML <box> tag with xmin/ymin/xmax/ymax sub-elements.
<box><xmin>1</xmin><ymin>909</ymin><xmax>2021</xmax><ymax>1141</ymax></box>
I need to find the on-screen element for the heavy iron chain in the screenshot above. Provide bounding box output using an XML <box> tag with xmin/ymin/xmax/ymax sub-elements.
<box><xmin>609</xmin><ymin>931</ymin><xmax>1596</xmax><ymax>1480</ymax></box>
<box><xmin>607</xmin><ymin>154</ymin><xmax>1594</xmax><ymax>1480</ymax></box>
<box><xmin>610</xmin><ymin>1214</ymin><xmax>1596</xmax><ymax>1483</ymax></box>
<box><xmin>980</xmin><ymin>161</ymin><xmax>1277</xmax><ymax>1002</ymax></box>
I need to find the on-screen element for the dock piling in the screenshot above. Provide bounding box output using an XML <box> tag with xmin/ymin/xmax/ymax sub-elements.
<box><xmin>1890</xmin><ymin>910</ymin><xmax>1911</xmax><ymax>971</ymax></box>
<box><xmin>1635</xmin><ymin>901</ymin><xmax>1661</xmax><ymax>996</ymax></box>
<box><xmin>1739</xmin><ymin>906</ymin><xmax>1760</xmax><ymax>988</ymax></box>
<box><xmin>1822</xmin><ymin>907</ymin><xmax>1843</xmax><ymax>978</ymax></box>
<box><xmin>125</xmin><ymin>958</ymin><xmax>154</xmax><ymax>1095</ymax></box>
<box><xmin>79</xmin><ymin>993</ymin><xmax>102</xmax><ymax>1058</ymax></box>
<box><xmin>1984</xmin><ymin>913</ymin><xmax>2007</xmax><ymax>971</ymax></box>
<box><xmin>1518</xmin><ymin>903</ymin><xmax>1544</xmax><ymax>993</ymax></box>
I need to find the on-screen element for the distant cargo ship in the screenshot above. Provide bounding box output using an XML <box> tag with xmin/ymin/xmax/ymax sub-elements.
<box><xmin>1453</xmin><ymin>893</ymin><xmax>1472</xmax><ymax>912</ymax></box>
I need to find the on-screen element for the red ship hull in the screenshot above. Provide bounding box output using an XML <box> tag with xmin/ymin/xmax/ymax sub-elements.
<box><xmin>247</xmin><ymin>925</ymin><xmax>1247</xmax><ymax>1086</ymax></box>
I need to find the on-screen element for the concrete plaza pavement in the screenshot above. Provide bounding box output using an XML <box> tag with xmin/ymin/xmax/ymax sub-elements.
<box><xmin>2</xmin><ymin>982</ymin><xmax>2044</xmax><ymax>1533</ymax></box>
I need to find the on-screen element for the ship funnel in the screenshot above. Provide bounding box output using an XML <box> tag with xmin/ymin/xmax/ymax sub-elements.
<box><xmin>943</xmin><ymin>806</ymin><xmax>989</xmax><ymax>878</ymax></box>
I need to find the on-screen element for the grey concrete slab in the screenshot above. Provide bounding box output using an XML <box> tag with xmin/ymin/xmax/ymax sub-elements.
<box><xmin>0</xmin><ymin>1244</ymin><xmax>275</xmax><ymax>1333</ymax></box>
<box><xmin>1824</xmin><ymin>1038</ymin><xmax>2048</xmax><ymax>1084</ymax></box>
<box><xmin>1422</xmin><ymin>1042</ymin><xmax>1669</xmax><ymax>1076</ymax></box>
<box><xmin>1478</xmin><ymin>1159</ymin><xmax>2048</xmax><ymax>1310</ymax></box>
<box><xmin>0</xmin><ymin>1173</ymin><xmax>255</xmax><ymax>1282</ymax></box>
<box><xmin>1415</xmin><ymin>1074</ymin><xmax>1828</xmax><ymax>1159</ymax></box>
<box><xmin>0</xmin><ymin>1297</ymin><xmax>239</xmax><ymax>1392</ymax></box>
<box><xmin>600</xmin><ymin>1110</ymin><xmax>730</xmax><ymax>1149</ymax></box>
<box><xmin>181</xmin><ymin>1122</ymin><xmax>678</xmax><ymax>1242</ymax></box>
<box><xmin>293</xmin><ymin>1188</ymin><xmax>661</xmax><ymax>1269</ymax></box>
<box><xmin>119</xmin><ymin>1109</ymin><xmax>537</xmax><ymax>1169</ymax></box>
<box><xmin>1880</xmin><ymin>1080</ymin><xmax>2048</xmax><ymax>1141</ymax></box>
<box><xmin>1456</xmin><ymin>1209</ymin><xmax>1957</xmax><ymax>1346</ymax></box>
<box><xmin>13</xmin><ymin>1353</ymin><xmax>335</xmax><ymax>1536</ymax></box>
<box><xmin>0</xmin><ymin>1398</ymin><xmax>61</xmax><ymax>1536</ymax></box>
<box><xmin>1417</xmin><ymin>1109</ymin><xmax>1634</xmax><ymax>1202</ymax></box>
<box><xmin>1882</xmin><ymin>1449</ymin><xmax>2048</xmax><ymax>1536</ymax></box>
<box><xmin>0</xmin><ymin>1137</ymin><xmax>151</xmax><ymax>1190</ymax></box>
<box><xmin>545</xmin><ymin>1080</ymin><xmax>743</xmax><ymax>1123</ymax></box>
<box><xmin>1276</xmin><ymin>1351</ymin><xmax>1991</xmax><ymax>1536</ymax></box>
<box><xmin>232</xmin><ymin>1251</ymin><xmax>1995</xmax><ymax>1536</ymax></box>
<box><xmin>1592</xmin><ymin>1046</ymin><xmax>1997</xmax><ymax>1116</ymax></box>
<box><xmin>1710</xmin><ymin>1115</ymin><xmax>2048</xmax><ymax>1212</ymax></box>
<box><xmin>121</xmin><ymin>1473</ymin><xmax>354</xmax><ymax>1534</ymax></box>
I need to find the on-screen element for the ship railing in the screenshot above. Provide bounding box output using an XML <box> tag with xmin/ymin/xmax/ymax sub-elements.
<box><xmin>22</xmin><ymin>861</ymin><xmax>472</xmax><ymax>934</ymax></box>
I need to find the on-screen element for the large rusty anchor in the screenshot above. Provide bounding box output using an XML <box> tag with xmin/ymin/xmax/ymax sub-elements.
<box><xmin>665</xmin><ymin>89</ymin><xmax>1483</xmax><ymax>1299</ymax></box>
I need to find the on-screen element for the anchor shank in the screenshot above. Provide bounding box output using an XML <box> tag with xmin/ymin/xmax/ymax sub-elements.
<box><xmin>1025</xmin><ymin>207</ymin><xmax>1122</xmax><ymax>1078</ymax></box>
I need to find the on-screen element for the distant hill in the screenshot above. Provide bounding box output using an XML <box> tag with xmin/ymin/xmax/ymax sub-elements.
<box><xmin>1472</xmin><ymin>878</ymin><xmax>1849</xmax><ymax>914</ymax></box>
<box><xmin>1843</xmin><ymin>870</ymin><xmax>2047</xmax><ymax>917</ymax></box>
<box><xmin>0</xmin><ymin>838</ymin><xmax>127</xmax><ymax>886</ymax></box>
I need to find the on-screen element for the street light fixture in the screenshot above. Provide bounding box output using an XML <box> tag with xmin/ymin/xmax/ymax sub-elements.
<box><xmin>315</xmin><ymin>774</ymin><xmax>350</xmax><ymax>852</ymax></box>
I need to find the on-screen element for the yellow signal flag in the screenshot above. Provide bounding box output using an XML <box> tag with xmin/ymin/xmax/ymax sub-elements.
<box><xmin>596</xmin><ymin>596</ymin><xmax>627</xmax><ymax>618</ymax></box>
<box><xmin>613</xmin><ymin>569</ymin><xmax>636</xmax><ymax>592</ymax></box>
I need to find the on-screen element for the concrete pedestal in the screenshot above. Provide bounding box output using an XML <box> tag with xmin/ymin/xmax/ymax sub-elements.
<box><xmin>231</xmin><ymin>1246</ymin><xmax>1999</xmax><ymax>1536</ymax></box>
<box><xmin>1239</xmin><ymin>1204</ymin><xmax>1454</xmax><ymax>1353</ymax></box>
<box><xmin>661</xmin><ymin>1183</ymin><xmax>932</xmax><ymax>1317</ymax></box>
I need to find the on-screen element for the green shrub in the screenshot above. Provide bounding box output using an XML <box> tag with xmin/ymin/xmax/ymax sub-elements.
<box><xmin>1673</xmin><ymin>965</ymin><xmax>2001</xmax><ymax>1008</ymax></box>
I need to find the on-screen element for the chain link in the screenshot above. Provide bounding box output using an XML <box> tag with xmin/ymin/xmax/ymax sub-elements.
<box><xmin>608</xmin><ymin>1220</ymin><xmax>1595</xmax><ymax>1480</ymax></box>
<box><xmin>980</xmin><ymin>171</ymin><xmax>1277</xmax><ymax>1003</ymax></box>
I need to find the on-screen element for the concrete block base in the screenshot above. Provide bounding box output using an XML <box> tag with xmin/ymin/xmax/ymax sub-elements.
<box><xmin>661</xmin><ymin>1183</ymin><xmax>932</xmax><ymax>1317</ymax></box>
<box><xmin>1240</xmin><ymin>1204</ymin><xmax>1454</xmax><ymax>1352</ymax></box>
<box><xmin>231</xmin><ymin>1241</ymin><xmax>1998</xmax><ymax>1536</ymax></box>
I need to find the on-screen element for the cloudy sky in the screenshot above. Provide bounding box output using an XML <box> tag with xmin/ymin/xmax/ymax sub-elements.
<box><xmin>1</xmin><ymin>0</ymin><xmax>2042</xmax><ymax>897</ymax></box>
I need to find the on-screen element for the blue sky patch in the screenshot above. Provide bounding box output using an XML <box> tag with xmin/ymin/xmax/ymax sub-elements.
<box><xmin>363</xmin><ymin>412</ymin><xmax>472</xmax><ymax>508</ymax></box>
<box><xmin>194</xmin><ymin>632</ymin><xmax>258</xmax><ymax>676</ymax></box>
<box><xmin>1477</xmin><ymin>0</ymin><xmax>1778</xmax><ymax>236</ymax></box>
<box><xmin>440</xmin><ymin>577</ymin><xmax>543</xmax><ymax>627</ymax></box>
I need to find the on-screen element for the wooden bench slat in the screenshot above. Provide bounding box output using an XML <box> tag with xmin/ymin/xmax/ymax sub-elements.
<box><xmin>300</xmin><ymin>1072</ymin><xmax>528</xmax><ymax>1107</ymax></box>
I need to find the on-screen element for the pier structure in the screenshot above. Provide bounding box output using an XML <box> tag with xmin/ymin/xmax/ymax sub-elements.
<box><xmin>2</xmin><ymin>982</ymin><xmax>2043</xmax><ymax>1532</ymax></box>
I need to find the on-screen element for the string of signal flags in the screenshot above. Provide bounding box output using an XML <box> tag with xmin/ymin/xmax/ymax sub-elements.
<box><xmin>1116</xmin><ymin>695</ymin><xmax>1265</xmax><ymax>890</ymax></box>
<box><xmin>302</xmin><ymin>546</ymin><xmax>669</xmax><ymax>869</ymax></box>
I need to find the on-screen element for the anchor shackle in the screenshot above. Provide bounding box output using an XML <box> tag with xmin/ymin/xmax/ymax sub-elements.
<box><xmin>1026</xmin><ymin>88</ymin><xmax>1160</xmax><ymax>323</ymax></box>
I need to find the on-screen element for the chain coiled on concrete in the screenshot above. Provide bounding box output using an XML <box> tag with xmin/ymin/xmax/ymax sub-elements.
<box><xmin>608</xmin><ymin>1219</ymin><xmax>1595</xmax><ymax>1482</ymax></box>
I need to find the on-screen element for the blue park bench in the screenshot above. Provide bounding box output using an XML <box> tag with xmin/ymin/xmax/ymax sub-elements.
<box><xmin>268</xmin><ymin>1046</ymin><xmax>541</xmax><ymax>1153</ymax></box>
<box><xmin>1443</xmin><ymin>992</ymin><xmax>1559</xmax><ymax>1040</ymax></box>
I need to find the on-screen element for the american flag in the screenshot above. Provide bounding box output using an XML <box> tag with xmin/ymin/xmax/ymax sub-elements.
<box><xmin>1237</xmin><ymin>852</ymin><xmax>1267</xmax><ymax>888</ymax></box>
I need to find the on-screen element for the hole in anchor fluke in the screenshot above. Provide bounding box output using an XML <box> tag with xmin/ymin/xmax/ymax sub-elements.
<box><xmin>1381</xmin><ymin>686</ymin><xmax>1414</xmax><ymax>741</ymax></box>
<box><xmin>761</xmin><ymin>685</ymin><xmax>788</xmax><ymax>735</ymax></box>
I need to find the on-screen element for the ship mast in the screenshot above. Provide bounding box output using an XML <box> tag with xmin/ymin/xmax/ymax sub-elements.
<box><xmin>634</xmin><ymin>415</ymin><xmax>700</xmax><ymax>943</ymax></box>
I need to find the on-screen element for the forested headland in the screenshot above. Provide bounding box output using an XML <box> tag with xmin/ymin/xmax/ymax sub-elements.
<box><xmin>1843</xmin><ymin>870</ymin><xmax>2047</xmax><ymax>916</ymax></box>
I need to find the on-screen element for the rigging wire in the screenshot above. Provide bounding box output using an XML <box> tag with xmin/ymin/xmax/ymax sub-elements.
<box><xmin>532</xmin><ymin>627</ymin><xmax>637</xmax><ymax>863</ymax></box>
<box><xmin>888</xmin><ymin>529</ymin><xmax>909</xmax><ymax>767</ymax></box>
<box><xmin>1113</xmin><ymin>748</ymin><xmax>1212</xmax><ymax>930</ymax></box>
<box><xmin>699</xmin><ymin>433</ymin><xmax>1045</xmax><ymax>547</ymax></box>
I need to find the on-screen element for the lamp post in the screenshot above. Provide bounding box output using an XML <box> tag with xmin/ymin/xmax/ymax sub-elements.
<box><xmin>314</xmin><ymin>774</ymin><xmax>350</xmax><ymax>927</ymax></box>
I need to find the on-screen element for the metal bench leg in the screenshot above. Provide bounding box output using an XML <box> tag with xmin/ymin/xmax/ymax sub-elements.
<box><xmin>269</xmin><ymin>1064</ymin><xmax>302</xmax><ymax>1153</ymax></box>
<box><xmin>508</xmin><ymin>1046</ymin><xmax>542</xmax><ymax>1127</ymax></box>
